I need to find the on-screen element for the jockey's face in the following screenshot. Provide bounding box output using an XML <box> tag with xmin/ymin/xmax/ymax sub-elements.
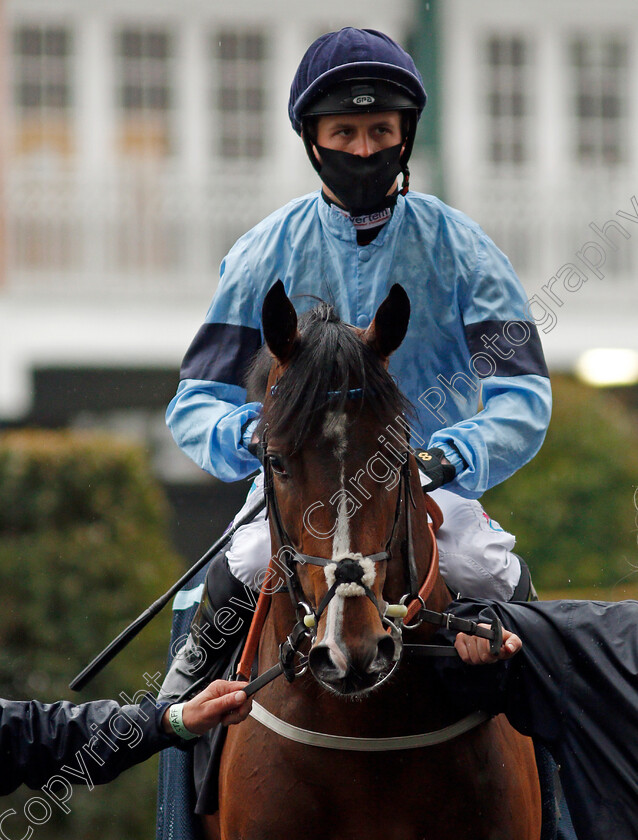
<box><xmin>314</xmin><ymin>111</ymin><xmax>403</xmax><ymax>158</ymax></box>
<box><xmin>311</xmin><ymin>111</ymin><xmax>404</xmax><ymax>210</ymax></box>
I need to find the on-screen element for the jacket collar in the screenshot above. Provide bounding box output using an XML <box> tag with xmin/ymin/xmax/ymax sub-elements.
<box><xmin>317</xmin><ymin>190</ymin><xmax>405</xmax><ymax>245</ymax></box>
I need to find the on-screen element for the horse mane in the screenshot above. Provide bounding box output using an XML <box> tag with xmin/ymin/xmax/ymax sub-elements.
<box><xmin>245</xmin><ymin>301</ymin><xmax>412</xmax><ymax>450</ymax></box>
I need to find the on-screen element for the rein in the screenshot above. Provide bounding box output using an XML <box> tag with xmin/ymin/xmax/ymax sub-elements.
<box><xmin>249</xmin><ymin>701</ymin><xmax>490</xmax><ymax>751</ymax></box>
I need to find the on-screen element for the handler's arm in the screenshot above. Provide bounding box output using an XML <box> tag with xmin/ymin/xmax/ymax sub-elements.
<box><xmin>0</xmin><ymin>694</ymin><xmax>171</xmax><ymax>794</ymax></box>
<box><xmin>435</xmin><ymin>599</ymin><xmax>566</xmax><ymax>745</ymax></box>
<box><xmin>0</xmin><ymin>681</ymin><xmax>250</xmax><ymax>794</ymax></box>
<box><xmin>164</xmin><ymin>679</ymin><xmax>250</xmax><ymax>735</ymax></box>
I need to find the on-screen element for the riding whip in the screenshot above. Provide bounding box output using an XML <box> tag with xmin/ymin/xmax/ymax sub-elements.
<box><xmin>69</xmin><ymin>489</ymin><xmax>266</xmax><ymax>692</ymax></box>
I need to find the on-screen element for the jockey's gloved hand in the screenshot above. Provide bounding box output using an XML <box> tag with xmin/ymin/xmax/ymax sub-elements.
<box><xmin>242</xmin><ymin>418</ymin><xmax>264</xmax><ymax>462</ymax></box>
<box><xmin>246</xmin><ymin>437</ymin><xmax>264</xmax><ymax>463</ymax></box>
<box><xmin>414</xmin><ymin>447</ymin><xmax>456</xmax><ymax>492</ymax></box>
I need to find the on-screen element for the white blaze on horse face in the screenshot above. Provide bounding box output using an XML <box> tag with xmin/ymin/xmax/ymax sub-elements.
<box><xmin>318</xmin><ymin>411</ymin><xmax>350</xmax><ymax>663</ymax></box>
<box><xmin>320</xmin><ymin>532</ymin><xmax>350</xmax><ymax>676</ymax></box>
<box><xmin>319</xmin><ymin>409</ymin><xmax>362</xmax><ymax>671</ymax></box>
<box><xmin>320</xmin><ymin>596</ymin><xmax>348</xmax><ymax>678</ymax></box>
<box><xmin>323</xmin><ymin>410</ymin><xmax>348</xmax><ymax>466</ymax></box>
<box><xmin>322</xmin><ymin>411</ymin><xmax>350</xmax><ymax>558</ymax></box>
<box><xmin>318</xmin><ymin>411</ymin><xmax>379</xmax><ymax>673</ymax></box>
<box><xmin>331</xmin><ymin>468</ymin><xmax>351</xmax><ymax>560</ymax></box>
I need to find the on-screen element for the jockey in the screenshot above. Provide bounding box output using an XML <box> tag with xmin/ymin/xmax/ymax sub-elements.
<box><xmin>160</xmin><ymin>28</ymin><xmax>551</xmax><ymax>700</ymax></box>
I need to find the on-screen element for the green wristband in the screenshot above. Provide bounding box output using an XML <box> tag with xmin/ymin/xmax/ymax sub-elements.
<box><xmin>167</xmin><ymin>703</ymin><xmax>199</xmax><ymax>740</ymax></box>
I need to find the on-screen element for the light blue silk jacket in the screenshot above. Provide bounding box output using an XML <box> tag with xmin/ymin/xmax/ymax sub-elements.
<box><xmin>167</xmin><ymin>191</ymin><xmax>551</xmax><ymax>499</ymax></box>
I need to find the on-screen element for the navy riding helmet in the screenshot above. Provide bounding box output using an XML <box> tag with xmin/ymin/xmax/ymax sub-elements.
<box><xmin>288</xmin><ymin>27</ymin><xmax>427</xmax><ymax>133</ymax></box>
<box><xmin>288</xmin><ymin>28</ymin><xmax>427</xmax><ymax>190</ymax></box>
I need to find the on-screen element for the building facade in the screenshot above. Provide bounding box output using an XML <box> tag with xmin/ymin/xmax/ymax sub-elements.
<box><xmin>1</xmin><ymin>0</ymin><xmax>636</xmax><ymax>494</ymax></box>
<box><xmin>0</xmin><ymin>0</ymin><xmax>415</xmax><ymax>434</ymax></box>
<box><xmin>438</xmin><ymin>0</ymin><xmax>638</xmax><ymax>371</ymax></box>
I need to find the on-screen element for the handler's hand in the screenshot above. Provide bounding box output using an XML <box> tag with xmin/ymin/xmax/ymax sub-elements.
<box><xmin>454</xmin><ymin>624</ymin><xmax>522</xmax><ymax>665</ymax></box>
<box><xmin>162</xmin><ymin>680</ymin><xmax>251</xmax><ymax>736</ymax></box>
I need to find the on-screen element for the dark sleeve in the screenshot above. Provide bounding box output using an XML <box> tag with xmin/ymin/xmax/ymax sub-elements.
<box><xmin>436</xmin><ymin>598</ymin><xmax>638</xmax><ymax>840</ymax></box>
<box><xmin>0</xmin><ymin>694</ymin><xmax>177</xmax><ymax>793</ymax></box>
<box><xmin>432</xmin><ymin>599</ymin><xmax>569</xmax><ymax>743</ymax></box>
<box><xmin>179</xmin><ymin>322</ymin><xmax>262</xmax><ymax>386</ymax></box>
<box><xmin>463</xmin><ymin>320</ymin><xmax>549</xmax><ymax>379</ymax></box>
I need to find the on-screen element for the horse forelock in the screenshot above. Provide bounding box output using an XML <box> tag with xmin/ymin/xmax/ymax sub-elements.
<box><xmin>245</xmin><ymin>302</ymin><xmax>412</xmax><ymax>450</ymax></box>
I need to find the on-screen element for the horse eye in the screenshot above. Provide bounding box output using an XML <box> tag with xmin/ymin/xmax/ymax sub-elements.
<box><xmin>268</xmin><ymin>454</ymin><xmax>288</xmax><ymax>476</ymax></box>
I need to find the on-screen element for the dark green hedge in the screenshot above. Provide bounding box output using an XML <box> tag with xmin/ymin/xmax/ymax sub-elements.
<box><xmin>483</xmin><ymin>376</ymin><xmax>638</xmax><ymax>592</ymax></box>
<box><xmin>0</xmin><ymin>430</ymin><xmax>182</xmax><ymax>840</ymax></box>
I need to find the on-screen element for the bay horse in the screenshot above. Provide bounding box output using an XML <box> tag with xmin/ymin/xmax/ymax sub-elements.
<box><xmin>205</xmin><ymin>281</ymin><xmax>541</xmax><ymax>840</ymax></box>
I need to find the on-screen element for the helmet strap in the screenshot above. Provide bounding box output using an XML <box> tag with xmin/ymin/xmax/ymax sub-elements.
<box><xmin>301</xmin><ymin>122</ymin><xmax>323</xmax><ymax>177</ymax></box>
<box><xmin>400</xmin><ymin>164</ymin><xmax>410</xmax><ymax>196</ymax></box>
<box><xmin>398</xmin><ymin>111</ymin><xmax>417</xmax><ymax>196</ymax></box>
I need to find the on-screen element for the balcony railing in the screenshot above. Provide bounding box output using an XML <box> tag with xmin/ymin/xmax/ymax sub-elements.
<box><xmin>5</xmin><ymin>162</ymin><xmax>283</xmax><ymax>300</ymax></box>
<box><xmin>5</xmin><ymin>161</ymin><xmax>636</xmax><ymax>302</ymax></box>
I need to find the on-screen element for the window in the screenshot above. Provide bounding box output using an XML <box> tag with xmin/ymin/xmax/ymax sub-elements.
<box><xmin>484</xmin><ymin>36</ymin><xmax>530</xmax><ymax>165</ymax></box>
<box><xmin>212</xmin><ymin>30</ymin><xmax>267</xmax><ymax>159</ymax></box>
<box><xmin>115</xmin><ymin>27</ymin><xmax>174</xmax><ymax>157</ymax></box>
<box><xmin>569</xmin><ymin>37</ymin><xmax>628</xmax><ymax>166</ymax></box>
<box><xmin>12</xmin><ymin>25</ymin><xmax>74</xmax><ymax>157</ymax></box>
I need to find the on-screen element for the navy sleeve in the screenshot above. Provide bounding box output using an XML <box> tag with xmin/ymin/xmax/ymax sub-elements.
<box><xmin>0</xmin><ymin>694</ymin><xmax>175</xmax><ymax>793</ymax></box>
<box><xmin>463</xmin><ymin>320</ymin><xmax>549</xmax><ymax>379</ymax></box>
<box><xmin>435</xmin><ymin>598</ymin><xmax>638</xmax><ymax>840</ymax></box>
<box><xmin>180</xmin><ymin>323</ymin><xmax>262</xmax><ymax>386</ymax></box>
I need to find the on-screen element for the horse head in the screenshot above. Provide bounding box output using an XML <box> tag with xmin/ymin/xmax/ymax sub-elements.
<box><xmin>249</xmin><ymin>280</ymin><xmax>436</xmax><ymax>697</ymax></box>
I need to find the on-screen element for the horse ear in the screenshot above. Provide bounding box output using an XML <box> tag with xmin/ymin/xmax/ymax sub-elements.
<box><xmin>262</xmin><ymin>279</ymin><xmax>300</xmax><ymax>363</ymax></box>
<box><xmin>363</xmin><ymin>284</ymin><xmax>411</xmax><ymax>359</ymax></box>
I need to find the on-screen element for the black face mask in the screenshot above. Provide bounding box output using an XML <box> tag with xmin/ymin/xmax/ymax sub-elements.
<box><xmin>316</xmin><ymin>143</ymin><xmax>403</xmax><ymax>217</ymax></box>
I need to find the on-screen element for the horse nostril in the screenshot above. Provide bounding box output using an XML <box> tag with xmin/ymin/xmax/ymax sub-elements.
<box><xmin>308</xmin><ymin>643</ymin><xmax>347</xmax><ymax>681</ymax></box>
<box><xmin>373</xmin><ymin>634</ymin><xmax>396</xmax><ymax>671</ymax></box>
<box><xmin>309</xmin><ymin>636</ymin><xmax>397</xmax><ymax>694</ymax></box>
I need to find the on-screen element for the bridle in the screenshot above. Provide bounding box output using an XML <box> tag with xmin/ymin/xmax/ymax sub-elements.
<box><xmin>237</xmin><ymin>394</ymin><xmax>502</xmax><ymax>698</ymax></box>
<box><xmin>261</xmin><ymin>418</ymin><xmax>425</xmax><ymax>634</ymax></box>
<box><xmin>253</xmin><ymin>388</ymin><xmax>452</xmax><ymax>688</ymax></box>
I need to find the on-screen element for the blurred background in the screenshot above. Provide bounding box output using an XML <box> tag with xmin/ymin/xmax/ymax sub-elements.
<box><xmin>0</xmin><ymin>0</ymin><xmax>637</xmax><ymax>836</ymax></box>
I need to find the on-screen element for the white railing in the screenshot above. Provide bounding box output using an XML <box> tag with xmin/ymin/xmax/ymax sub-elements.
<box><xmin>455</xmin><ymin>170</ymin><xmax>638</xmax><ymax>298</ymax></box>
<box><xmin>5</xmin><ymin>162</ymin><xmax>287</xmax><ymax>300</ymax></box>
<box><xmin>5</xmin><ymin>161</ymin><xmax>637</xmax><ymax>304</ymax></box>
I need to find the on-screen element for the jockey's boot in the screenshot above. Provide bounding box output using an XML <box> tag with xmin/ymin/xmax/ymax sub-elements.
<box><xmin>158</xmin><ymin>549</ymin><xmax>255</xmax><ymax>702</ymax></box>
<box><xmin>510</xmin><ymin>555</ymin><xmax>539</xmax><ymax>602</ymax></box>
